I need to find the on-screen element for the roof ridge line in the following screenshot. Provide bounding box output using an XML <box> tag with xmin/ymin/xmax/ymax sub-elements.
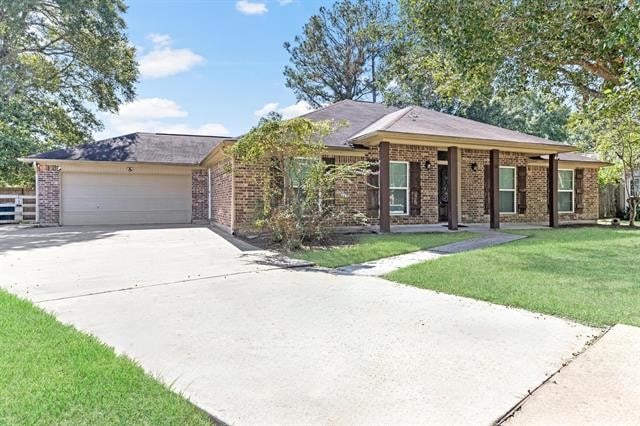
<box><xmin>379</xmin><ymin>106</ymin><xmax>415</xmax><ymax>131</ymax></box>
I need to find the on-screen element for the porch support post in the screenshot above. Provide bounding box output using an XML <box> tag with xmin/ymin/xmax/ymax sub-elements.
<box><xmin>379</xmin><ymin>141</ymin><xmax>391</xmax><ymax>233</ymax></box>
<box><xmin>548</xmin><ymin>153</ymin><xmax>559</xmax><ymax>228</ymax></box>
<box><xmin>447</xmin><ymin>146</ymin><xmax>458</xmax><ymax>230</ymax></box>
<box><xmin>489</xmin><ymin>149</ymin><xmax>500</xmax><ymax>229</ymax></box>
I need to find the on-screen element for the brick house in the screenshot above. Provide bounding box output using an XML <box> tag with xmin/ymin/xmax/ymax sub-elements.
<box><xmin>21</xmin><ymin>100</ymin><xmax>609</xmax><ymax>232</ymax></box>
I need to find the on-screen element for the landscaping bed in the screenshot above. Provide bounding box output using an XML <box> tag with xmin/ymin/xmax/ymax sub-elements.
<box><xmin>0</xmin><ymin>290</ymin><xmax>211</xmax><ymax>425</ymax></box>
<box><xmin>386</xmin><ymin>227</ymin><xmax>640</xmax><ymax>327</ymax></box>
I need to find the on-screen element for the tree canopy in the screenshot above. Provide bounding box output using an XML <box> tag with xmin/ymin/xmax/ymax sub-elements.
<box><xmin>393</xmin><ymin>0</ymin><xmax>640</xmax><ymax>104</ymax></box>
<box><xmin>0</xmin><ymin>0</ymin><xmax>138</xmax><ymax>185</ymax></box>
<box><xmin>283</xmin><ymin>0</ymin><xmax>395</xmax><ymax>107</ymax></box>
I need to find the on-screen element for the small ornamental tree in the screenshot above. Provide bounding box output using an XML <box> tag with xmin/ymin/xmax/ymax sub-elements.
<box><xmin>571</xmin><ymin>86</ymin><xmax>640</xmax><ymax>226</ymax></box>
<box><xmin>229</xmin><ymin>113</ymin><xmax>370</xmax><ymax>249</ymax></box>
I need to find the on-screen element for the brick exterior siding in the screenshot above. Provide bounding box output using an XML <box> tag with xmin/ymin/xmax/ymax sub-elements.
<box><xmin>229</xmin><ymin>144</ymin><xmax>601</xmax><ymax>232</ymax></box>
<box><xmin>36</xmin><ymin>164</ymin><xmax>60</xmax><ymax>225</ymax></box>
<box><xmin>191</xmin><ymin>169</ymin><xmax>209</xmax><ymax>222</ymax></box>
<box><xmin>460</xmin><ymin>149</ymin><xmax>599</xmax><ymax>223</ymax></box>
<box><xmin>211</xmin><ymin>159</ymin><xmax>233</xmax><ymax>228</ymax></box>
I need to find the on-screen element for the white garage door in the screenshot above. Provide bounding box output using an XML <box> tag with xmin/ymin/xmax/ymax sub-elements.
<box><xmin>61</xmin><ymin>172</ymin><xmax>192</xmax><ymax>225</ymax></box>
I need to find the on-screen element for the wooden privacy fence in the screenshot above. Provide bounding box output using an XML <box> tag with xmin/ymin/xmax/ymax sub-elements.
<box><xmin>0</xmin><ymin>188</ymin><xmax>36</xmax><ymax>224</ymax></box>
<box><xmin>599</xmin><ymin>183</ymin><xmax>623</xmax><ymax>218</ymax></box>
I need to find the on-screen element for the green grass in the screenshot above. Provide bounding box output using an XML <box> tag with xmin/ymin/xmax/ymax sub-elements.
<box><xmin>293</xmin><ymin>231</ymin><xmax>480</xmax><ymax>268</ymax></box>
<box><xmin>386</xmin><ymin>227</ymin><xmax>640</xmax><ymax>327</ymax></box>
<box><xmin>0</xmin><ymin>290</ymin><xmax>211</xmax><ymax>425</ymax></box>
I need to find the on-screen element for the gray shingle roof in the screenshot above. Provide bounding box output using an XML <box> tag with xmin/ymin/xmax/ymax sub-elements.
<box><xmin>540</xmin><ymin>152</ymin><xmax>610</xmax><ymax>164</ymax></box>
<box><xmin>299</xmin><ymin>99</ymin><xmax>399</xmax><ymax>148</ymax></box>
<box><xmin>28</xmin><ymin>132</ymin><xmax>226</xmax><ymax>165</ymax></box>
<box><xmin>349</xmin><ymin>105</ymin><xmax>570</xmax><ymax>147</ymax></box>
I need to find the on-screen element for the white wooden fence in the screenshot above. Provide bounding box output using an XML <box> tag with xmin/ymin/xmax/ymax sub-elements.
<box><xmin>0</xmin><ymin>194</ymin><xmax>36</xmax><ymax>224</ymax></box>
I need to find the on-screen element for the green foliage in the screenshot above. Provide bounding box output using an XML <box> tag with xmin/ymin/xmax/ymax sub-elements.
<box><xmin>0</xmin><ymin>290</ymin><xmax>210</xmax><ymax>424</ymax></box>
<box><xmin>230</xmin><ymin>114</ymin><xmax>369</xmax><ymax>249</ymax></box>
<box><xmin>570</xmin><ymin>85</ymin><xmax>640</xmax><ymax>224</ymax></box>
<box><xmin>394</xmin><ymin>0</ymin><xmax>640</xmax><ymax>103</ymax></box>
<box><xmin>0</xmin><ymin>0</ymin><xmax>138</xmax><ymax>186</ymax></box>
<box><xmin>283</xmin><ymin>0</ymin><xmax>395</xmax><ymax>107</ymax></box>
<box><xmin>387</xmin><ymin>227</ymin><xmax>640</xmax><ymax>327</ymax></box>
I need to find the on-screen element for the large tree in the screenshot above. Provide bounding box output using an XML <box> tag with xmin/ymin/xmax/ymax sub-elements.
<box><xmin>392</xmin><ymin>0</ymin><xmax>640</xmax><ymax>104</ymax></box>
<box><xmin>0</xmin><ymin>0</ymin><xmax>137</xmax><ymax>186</ymax></box>
<box><xmin>283</xmin><ymin>0</ymin><xmax>395</xmax><ymax>107</ymax></box>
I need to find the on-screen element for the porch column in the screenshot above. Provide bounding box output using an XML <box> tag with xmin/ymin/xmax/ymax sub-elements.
<box><xmin>489</xmin><ymin>149</ymin><xmax>500</xmax><ymax>229</ymax></box>
<box><xmin>447</xmin><ymin>146</ymin><xmax>458</xmax><ymax>230</ymax></box>
<box><xmin>548</xmin><ymin>153</ymin><xmax>559</xmax><ymax>228</ymax></box>
<box><xmin>379</xmin><ymin>141</ymin><xmax>391</xmax><ymax>233</ymax></box>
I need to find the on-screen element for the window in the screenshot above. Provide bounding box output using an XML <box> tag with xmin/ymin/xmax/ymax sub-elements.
<box><xmin>558</xmin><ymin>169</ymin><xmax>574</xmax><ymax>212</ymax></box>
<box><xmin>499</xmin><ymin>167</ymin><xmax>516</xmax><ymax>213</ymax></box>
<box><xmin>390</xmin><ymin>161</ymin><xmax>409</xmax><ymax>215</ymax></box>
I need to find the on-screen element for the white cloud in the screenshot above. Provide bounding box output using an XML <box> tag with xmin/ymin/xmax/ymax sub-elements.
<box><xmin>280</xmin><ymin>101</ymin><xmax>313</xmax><ymax>119</ymax></box>
<box><xmin>254</xmin><ymin>101</ymin><xmax>313</xmax><ymax>119</ymax></box>
<box><xmin>139</xmin><ymin>34</ymin><xmax>205</xmax><ymax>78</ymax></box>
<box><xmin>147</xmin><ymin>33</ymin><xmax>172</xmax><ymax>47</ymax></box>
<box><xmin>95</xmin><ymin>98</ymin><xmax>229</xmax><ymax>139</ymax></box>
<box><xmin>117</xmin><ymin>98</ymin><xmax>187</xmax><ymax>120</ymax></box>
<box><xmin>254</xmin><ymin>102</ymin><xmax>279</xmax><ymax>117</ymax></box>
<box><xmin>235</xmin><ymin>1</ymin><xmax>268</xmax><ymax>15</ymax></box>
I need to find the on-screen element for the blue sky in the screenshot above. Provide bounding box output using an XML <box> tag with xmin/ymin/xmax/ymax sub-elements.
<box><xmin>96</xmin><ymin>0</ymin><xmax>332</xmax><ymax>140</ymax></box>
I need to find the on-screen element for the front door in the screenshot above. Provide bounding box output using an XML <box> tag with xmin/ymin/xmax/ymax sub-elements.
<box><xmin>438</xmin><ymin>164</ymin><xmax>448</xmax><ymax>222</ymax></box>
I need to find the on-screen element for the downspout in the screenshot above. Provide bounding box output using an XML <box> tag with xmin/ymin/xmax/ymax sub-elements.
<box><xmin>33</xmin><ymin>162</ymin><xmax>39</xmax><ymax>224</ymax></box>
<box><xmin>207</xmin><ymin>167</ymin><xmax>212</xmax><ymax>222</ymax></box>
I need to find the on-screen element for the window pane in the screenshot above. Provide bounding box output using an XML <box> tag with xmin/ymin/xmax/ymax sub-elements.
<box><xmin>558</xmin><ymin>192</ymin><xmax>573</xmax><ymax>212</ymax></box>
<box><xmin>437</xmin><ymin>150</ymin><xmax>448</xmax><ymax>161</ymax></box>
<box><xmin>390</xmin><ymin>189</ymin><xmax>407</xmax><ymax>214</ymax></box>
<box><xmin>499</xmin><ymin>168</ymin><xmax>515</xmax><ymax>190</ymax></box>
<box><xmin>559</xmin><ymin>170</ymin><xmax>574</xmax><ymax>190</ymax></box>
<box><xmin>499</xmin><ymin>190</ymin><xmax>515</xmax><ymax>213</ymax></box>
<box><xmin>390</xmin><ymin>162</ymin><xmax>408</xmax><ymax>188</ymax></box>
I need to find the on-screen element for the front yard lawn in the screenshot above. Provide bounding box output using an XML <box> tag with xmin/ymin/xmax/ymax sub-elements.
<box><xmin>386</xmin><ymin>227</ymin><xmax>640</xmax><ymax>327</ymax></box>
<box><xmin>293</xmin><ymin>231</ymin><xmax>479</xmax><ymax>268</ymax></box>
<box><xmin>0</xmin><ymin>291</ymin><xmax>211</xmax><ymax>425</ymax></box>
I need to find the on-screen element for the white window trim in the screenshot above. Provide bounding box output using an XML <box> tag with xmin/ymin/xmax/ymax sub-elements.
<box><xmin>558</xmin><ymin>168</ymin><xmax>575</xmax><ymax>213</ymax></box>
<box><xmin>499</xmin><ymin>166</ymin><xmax>517</xmax><ymax>214</ymax></box>
<box><xmin>390</xmin><ymin>161</ymin><xmax>410</xmax><ymax>216</ymax></box>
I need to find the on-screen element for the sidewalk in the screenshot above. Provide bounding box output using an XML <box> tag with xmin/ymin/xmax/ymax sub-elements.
<box><xmin>336</xmin><ymin>231</ymin><xmax>525</xmax><ymax>276</ymax></box>
<box><xmin>504</xmin><ymin>324</ymin><xmax>640</xmax><ymax>425</ymax></box>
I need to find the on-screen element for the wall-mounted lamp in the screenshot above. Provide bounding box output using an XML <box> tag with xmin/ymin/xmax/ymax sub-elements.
<box><xmin>424</xmin><ymin>160</ymin><xmax>432</xmax><ymax>171</ymax></box>
<box><xmin>470</xmin><ymin>162</ymin><xmax>478</xmax><ymax>172</ymax></box>
<box><xmin>127</xmin><ymin>167</ymin><xmax>134</xmax><ymax>172</ymax></box>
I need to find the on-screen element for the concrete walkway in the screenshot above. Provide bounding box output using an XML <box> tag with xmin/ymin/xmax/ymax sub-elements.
<box><xmin>504</xmin><ymin>324</ymin><xmax>640</xmax><ymax>426</ymax></box>
<box><xmin>337</xmin><ymin>231</ymin><xmax>526</xmax><ymax>276</ymax></box>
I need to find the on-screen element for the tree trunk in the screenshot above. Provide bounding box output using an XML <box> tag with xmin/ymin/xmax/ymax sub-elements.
<box><xmin>630</xmin><ymin>198</ymin><xmax>638</xmax><ymax>227</ymax></box>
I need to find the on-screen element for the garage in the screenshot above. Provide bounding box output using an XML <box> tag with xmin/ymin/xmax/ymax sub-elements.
<box><xmin>61</xmin><ymin>171</ymin><xmax>192</xmax><ymax>226</ymax></box>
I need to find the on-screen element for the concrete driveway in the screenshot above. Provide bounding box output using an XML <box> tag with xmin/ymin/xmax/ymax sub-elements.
<box><xmin>0</xmin><ymin>225</ymin><xmax>598</xmax><ymax>425</ymax></box>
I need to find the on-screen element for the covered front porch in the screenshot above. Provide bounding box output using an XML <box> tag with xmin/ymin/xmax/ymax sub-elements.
<box><xmin>375</xmin><ymin>142</ymin><xmax>565</xmax><ymax>233</ymax></box>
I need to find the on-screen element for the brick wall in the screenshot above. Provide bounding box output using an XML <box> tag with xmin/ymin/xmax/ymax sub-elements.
<box><xmin>229</xmin><ymin>145</ymin><xmax>601</xmax><ymax>231</ymax></box>
<box><xmin>211</xmin><ymin>158</ymin><xmax>233</xmax><ymax>228</ymax></box>
<box><xmin>36</xmin><ymin>164</ymin><xmax>60</xmax><ymax>225</ymax></box>
<box><xmin>460</xmin><ymin>149</ymin><xmax>599</xmax><ymax>223</ymax></box>
<box><xmin>191</xmin><ymin>169</ymin><xmax>208</xmax><ymax>222</ymax></box>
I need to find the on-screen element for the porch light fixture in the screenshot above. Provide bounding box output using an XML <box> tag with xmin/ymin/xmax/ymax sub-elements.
<box><xmin>470</xmin><ymin>162</ymin><xmax>478</xmax><ymax>172</ymax></box>
<box><xmin>127</xmin><ymin>167</ymin><xmax>134</xmax><ymax>172</ymax></box>
<box><xmin>424</xmin><ymin>160</ymin><xmax>432</xmax><ymax>171</ymax></box>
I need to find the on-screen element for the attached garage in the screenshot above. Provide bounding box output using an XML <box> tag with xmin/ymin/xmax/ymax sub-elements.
<box><xmin>23</xmin><ymin>132</ymin><xmax>225</xmax><ymax>226</ymax></box>
<box><xmin>61</xmin><ymin>170</ymin><xmax>192</xmax><ymax>225</ymax></box>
